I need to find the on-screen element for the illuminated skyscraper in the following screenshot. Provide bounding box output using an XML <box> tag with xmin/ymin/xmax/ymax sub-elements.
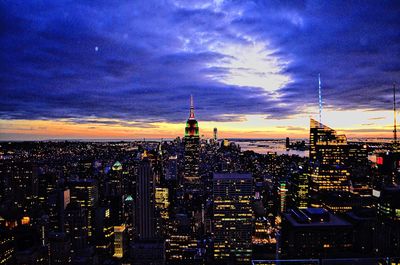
<box><xmin>48</xmin><ymin>188</ymin><xmax>70</xmax><ymax>233</ymax></box>
<box><xmin>184</xmin><ymin>95</ymin><xmax>200</xmax><ymax>183</ymax></box>
<box><xmin>113</xmin><ymin>225</ymin><xmax>126</xmax><ymax>258</ymax></box>
<box><xmin>165</xmin><ymin>155</ymin><xmax>177</xmax><ymax>181</ymax></box>
<box><xmin>309</xmin><ymin>118</ymin><xmax>350</xmax><ymax>194</ymax></box>
<box><xmin>8</xmin><ymin>162</ymin><xmax>38</xmax><ymax>213</ymax></box>
<box><xmin>155</xmin><ymin>187</ymin><xmax>169</xmax><ymax>238</ymax></box>
<box><xmin>108</xmin><ymin>161</ymin><xmax>123</xmax><ymax>196</ymax></box>
<box><xmin>94</xmin><ymin>206</ymin><xmax>113</xmax><ymax>256</ymax></box>
<box><xmin>213</xmin><ymin>173</ymin><xmax>253</xmax><ymax>263</ymax></box>
<box><xmin>278</xmin><ymin>181</ymin><xmax>288</xmax><ymax>213</ymax></box>
<box><xmin>292</xmin><ymin>172</ymin><xmax>309</xmax><ymax>209</ymax></box>
<box><xmin>68</xmin><ymin>179</ymin><xmax>98</xmax><ymax>242</ymax></box>
<box><xmin>155</xmin><ymin>187</ymin><xmax>169</xmax><ymax>220</ymax></box>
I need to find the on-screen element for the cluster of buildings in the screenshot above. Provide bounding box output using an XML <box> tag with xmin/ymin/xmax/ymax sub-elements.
<box><xmin>0</xmin><ymin>98</ymin><xmax>400</xmax><ymax>264</ymax></box>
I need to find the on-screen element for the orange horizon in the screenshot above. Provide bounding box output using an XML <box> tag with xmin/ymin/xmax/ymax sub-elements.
<box><xmin>1</xmin><ymin>108</ymin><xmax>398</xmax><ymax>141</ymax></box>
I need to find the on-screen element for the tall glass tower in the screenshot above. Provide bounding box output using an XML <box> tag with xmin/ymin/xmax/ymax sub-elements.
<box><xmin>309</xmin><ymin>118</ymin><xmax>349</xmax><ymax>193</ymax></box>
<box><xmin>213</xmin><ymin>173</ymin><xmax>254</xmax><ymax>263</ymax></box>
<box><xmin>184</xmin><ymin>95</ymin><xmax>200</xmax><ymax>183</ymax></box>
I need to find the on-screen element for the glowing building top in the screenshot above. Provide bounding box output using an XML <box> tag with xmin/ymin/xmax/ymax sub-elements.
<box><xmin>185</xmin><ymin>95</ymin><xmax>199</xmax><ymax>138</ymax></box>
<box><xmin>112</xmin><ymin>161</ymin><xmax>122</xmax><ymax>171</ymax></box>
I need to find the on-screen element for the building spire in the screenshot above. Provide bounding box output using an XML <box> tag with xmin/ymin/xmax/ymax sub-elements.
<box><xmin>394</xmin><ymin>82</ymin><xmax>397</xmax><ymax>146</ymax></box>
<box><xmin>318</xmin><ymin>73</ymin><xmax>323</xmax><ymax>126</ymax></box>
<box><xmin>189</xmin><ymin>95</ymin><xmax>195</xmax><ymax>119</ymax></box>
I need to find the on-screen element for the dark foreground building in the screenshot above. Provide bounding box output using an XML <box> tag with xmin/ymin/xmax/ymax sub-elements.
<box><xmin>280</xmin><ymin>208</ymin><xmax>353</xmax><ymax>259</ymax></box>
<box><xmin>213</xmin><ymin>173</ymin><xmax>254</xmax><ymax>264</ymax></box>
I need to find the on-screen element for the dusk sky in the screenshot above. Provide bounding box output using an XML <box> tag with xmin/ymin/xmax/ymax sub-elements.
<box><xmin>1</xmin><ymin>0</ymin><xmax>399</xmax><ymax>140</ymax></box>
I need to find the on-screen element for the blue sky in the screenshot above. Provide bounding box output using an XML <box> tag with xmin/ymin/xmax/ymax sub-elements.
<box><xmin>1</xmin><ymin>0</ymin><xmax>399</xmax><ymax>139</ymax></box>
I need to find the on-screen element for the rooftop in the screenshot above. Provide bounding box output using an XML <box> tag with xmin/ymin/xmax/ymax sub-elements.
<box><xmin>285</xmin><ymin>208</ymin><xmax>352</xmax><ymax>228</ymax></box>
<box><xmin>213</xmin><ymin>173</ymin><xmax>252</xmax><ymax>180</ymax></box>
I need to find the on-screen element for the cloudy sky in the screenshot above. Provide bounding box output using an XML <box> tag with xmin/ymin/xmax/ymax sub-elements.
<box><xmin>1</xmin><ymin>0</ymin><xmax>399</xmax><ymax>140</ymax></box>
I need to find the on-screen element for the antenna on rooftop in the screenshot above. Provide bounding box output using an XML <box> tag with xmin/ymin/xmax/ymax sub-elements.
<box><xmin>393</xmin><ymin>82</ymin><xmax>397</xmax><ymax>146</ymax></box>
<box><xmin>318</xmin><ymin>73</ymin><xmax>323</xmax><ymax>126</ymax></box>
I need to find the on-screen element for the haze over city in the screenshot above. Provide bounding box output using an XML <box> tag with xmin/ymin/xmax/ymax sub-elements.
<box><xmin>1</xmin><ymin>1</ymin><xmax>399</xmax><ymax>140</ymax></box>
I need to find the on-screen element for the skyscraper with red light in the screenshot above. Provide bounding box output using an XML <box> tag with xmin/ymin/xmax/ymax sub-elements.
<box><xmin>184</xmin><ymin>95</ymin><xmax>200</xmax><ymax>183</ymax></box>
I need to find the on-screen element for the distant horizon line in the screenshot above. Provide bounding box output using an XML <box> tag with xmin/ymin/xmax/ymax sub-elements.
<box><xmin>0</xmin><ymin>137</ymin><xmax>396</xmax><ymax>143</ymax></box>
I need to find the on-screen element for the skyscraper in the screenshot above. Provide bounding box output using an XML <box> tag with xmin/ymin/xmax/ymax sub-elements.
<box><xmin>213</xmin><ymin>127</ymin><xmax>218</xmax><ymax>141</ymax></box>
<box><xmin>94</xmin><ymin>205</ymin><xmax>113</xmax><ymax>256</ymax></box>
<box><xmin>278</xmin><ymin>181</ymin><xmax>288</xmax><ymax>213</ymax></box>
<box><xmin>9</xmin><ymin>162</ymin><xmax>38</xmax><ymax>213</ymax></box>
<box><xmin>309</xmin><ymin>118</ymin><xmax>350</xmax><ymax>194</ymax></box>
<box><xmin>113</xmin><ymin>225</ymin><xmax>126</xmax><ymax>258</ymax></box>
<box><xmin>281</xmin><ymin>208</ymin><xmax>353</xmax><ymax>259</ymax></box>
<box><xmin>292</xmin><ymin>171</ymin><xmax>309</xmax><ymax>209</ymax></box>
<box><xmin>135</xmin><ymin>158</ymin><xmax>156</xmax><ymax>240</ymax></box>
<box><xmin>184</xmin><ymin>95</ymin><xmax>200</xmax><ymax>183</ymax></box>
<box><xmin>375</xmin><ymin>186</ymin><xmax>400</xmax><ymax>256</ymax></box>
<box><xmin>132</xmin><ymin>157</ymin><xmax>165</xmax><ymax>265</ymax></box>
<box><xmin>65</xmin><ymin>201</ymin><xmax>88</xmax><ymax>254</ymax></box>
<box><xmin>48</xmin><ymin>232</ymin><xmax>71</xmax><ymax>265</ymax></box>
<box><xmin>68</xmin><ymin>179</ymin><xmax>98</xmax><ymax>242</ymax></box>
<box><xmin>213</xmin><ymin>173</ymin><xmax>254</xmax><ymax>264</ymax></box>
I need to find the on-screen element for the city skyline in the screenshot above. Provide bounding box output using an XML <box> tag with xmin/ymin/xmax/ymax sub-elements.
<box><xmin>1</xmin><ymin>1</ymin><xmax>400</xmax><ymax>140</ymax></box>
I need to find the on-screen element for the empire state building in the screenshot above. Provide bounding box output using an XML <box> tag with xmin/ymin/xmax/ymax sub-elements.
<box><xmin>183</xmin><ymin>95</ymin><xmax>200</xmax><ymax>183</ymax></box>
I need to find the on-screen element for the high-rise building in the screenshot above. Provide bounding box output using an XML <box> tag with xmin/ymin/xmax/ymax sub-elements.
<box><xmin>108</xmin><ymin>161</ymin><xmax>123</xmax><ymax>196</ymax></box>
<box><xmin>94</xmin><ymin>206</ymin><xmax>113</xmax><ymax>256</ymax></box>
<box><xmin>68</xmin><ymin>179</ymin><xmax>98</xmax><ymax>242</ymax></box>
<box><xmin>375</xmin><ymin>186</ymin><xmax>400</xmax><ymax>256</ymax></box>
<box><xmin>280</xmin><ymin>208</ymin><xmax>353</xmax><ymax>259</ymax></box>
<box><xmin>48</xmin><ymin>232</ymin><xmax>71</xmax><ymax>265</ymax></box>
<box><xmin>65</xmin><ymin>201</ymin><xmax>88</xmax><ymax>254</ymax></box>
<box><xmin>165</xmin><ymin>155</ymin><xmax>178</xmax><ymax>181</ymax></box>
<box><xmin>48</xmin><ymin>188</ymin><xmax>70</xmax><ymax>233</ymax></box>
<box><xmin>132</xmin><ymin>157</ymin><xmax>165</xmax><ymax>264</ymax></box>
<box><xmin>38</xmin><ymin>172</ymin><xmax>57</xmax><ymax>208</ymax></box>
<box><xmin>165</xmin><ymin>235</ymin><xmax>200</xmax><ymax>262</ymax></box>
<box><xmin>155</xmin><ymin>187</ymin><xmax>169</xmax><ymax>238</ymax></box>
<box><xmin>309</xmin><ymin>118</ymin><xmax>350</xmax><ymax>195</ymax></box>
<box><xmin>155</xmin><ymin>187</ymin><xmax>169</xmax><ymax>220</ymax></box>
<box><xmin>278</xmin><ymin>181</ymin><xmax>288</xmax><ymax>213</ymax></box>
<box><xmin>135</xmin><ymin>158</ymin><xmax>156</xmax><ymax>240</ymax></box>
<box><xmin>113</xmin><ymin>225</ymin><xmax>126</xmax><ymax>258</ymax></box>
<box><xmin>123</xmin><ymin>195</ymin><xmax>135</xmax><ymax>239</ymax></box>
<box><xmin>9</xmin><ymin>162</ymin><xmax>38</xmax><ymax>213</ymax></box>
<box><xmin>375</xmin><ymin>151</ymin><xmax>400</xmax><ymax>186</ymax></box>
<box><xmin>184</xmin><ymin>95</ymin><xmax>200</xmax><ymax>183</ymax></box>
<box><xmin>291</xmin><ymin>170</ymin><xmax>309</xmax><ymax>209</ymax></box>
<box><xmin>213</xmin><ymin>127</ymin><xmax>218</xmax><ymax>141</ymax></box>
<box><xmin>213</xmin><ymin>173</ymin><xmax>254</xmax><ymax>264</ymax></box>
<box><xmin>13</xmin><ymin>225</ymin><xmax>47</xmax><ymax>265</ymax></box>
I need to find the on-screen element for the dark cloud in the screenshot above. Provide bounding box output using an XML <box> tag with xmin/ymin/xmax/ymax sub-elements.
<box><xmin>369</xmin><ymin>117</ymin><xmax>385</xmax><ymax>121</ymax></box>
<box><xmin>1</xmin><ymin>0</ymin><xmax>399</xmax><ymax>125</ymax></box>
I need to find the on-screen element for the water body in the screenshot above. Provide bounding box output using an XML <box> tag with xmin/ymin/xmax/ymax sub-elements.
<box><xmin>234</xmin><ymin>139</ymin><xmax>308</xmax><ymax>157</ymax></box>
